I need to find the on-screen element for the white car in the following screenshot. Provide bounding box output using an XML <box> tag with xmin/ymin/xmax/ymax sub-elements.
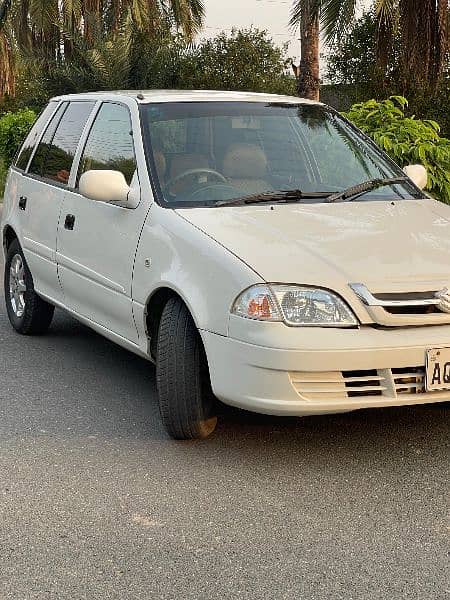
<box><xmin>2</xmin><ymin>90</ymin><xmax>449</xmax><ymax>439</ymax></box>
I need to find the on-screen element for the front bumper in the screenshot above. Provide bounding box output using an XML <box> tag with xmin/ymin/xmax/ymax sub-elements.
<box><xmin>201</xmin><ymin>322</ymin><xmax>450</xmax><ymax>416</ymax></box>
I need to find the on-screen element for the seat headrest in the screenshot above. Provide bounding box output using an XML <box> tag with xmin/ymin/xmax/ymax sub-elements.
<box><xmin>223</xmin><ymin>143</ymin><xmax>268</xmax><ymax>179</ymax></box>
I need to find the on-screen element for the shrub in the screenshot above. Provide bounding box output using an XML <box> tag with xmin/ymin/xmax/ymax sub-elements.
<box><xmin>344</xmin><ymin>97</ymin><xmax>450</xmax><ymax>203</ymax></box>
<box><xmin>0</xmin><ymin>108</ymin><xmax>36</xmax><ymax>167</ymax></box>
<box><xmin>0</xmin><ymin>108</ymin><xmax>36</xmax><ymax>197</ymax></box>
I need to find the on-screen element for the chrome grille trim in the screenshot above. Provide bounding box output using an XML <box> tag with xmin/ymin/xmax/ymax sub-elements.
<box><xmin>349</xmin><ymin>283</ymin><xmax>440</xmax><ymax>308</ymax></box>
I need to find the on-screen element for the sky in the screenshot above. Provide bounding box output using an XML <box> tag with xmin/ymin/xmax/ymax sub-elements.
<box><xmin>201</xmin><ymin>0</ymin><xmax>372</xmax><ymax>61</ymax></box>
<box><xmin>202</xmin><ymin>0</ymin><xmax>298</xmax><ymax>55</ymax></box>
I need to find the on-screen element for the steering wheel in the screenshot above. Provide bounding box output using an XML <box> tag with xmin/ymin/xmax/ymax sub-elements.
<box><xmin>165</xmin><ymin>168</ymin><xmax>227</xmax><ymax>194</ymax></box>
<box><xmin>187</xmin><ymin>183</ymin><xmax>240</xmax><ymax>203</ymax></box>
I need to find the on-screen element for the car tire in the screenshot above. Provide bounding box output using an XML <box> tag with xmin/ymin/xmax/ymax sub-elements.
<box><xmin>4</xmin><ymin>239</ymin><xmax>55</xmax><ymax>335</ymax></box>
<box><xmin>156</xmin><ymin>296</ymin><xmax>218</xmax><ymax>440</ymax></box>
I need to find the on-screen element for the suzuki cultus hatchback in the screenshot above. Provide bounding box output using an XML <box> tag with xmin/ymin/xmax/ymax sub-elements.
<box><xmin>2</xmin><ymin>90</ymin><xmax>449</xmax><ymax>438</ymax></box>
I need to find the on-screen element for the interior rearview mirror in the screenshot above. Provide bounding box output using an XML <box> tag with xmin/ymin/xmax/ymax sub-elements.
<box><xmin>79</xmin><ymin>170</ymin><xmax>130</xmax><ymax>203</ymax></box>
<box><xmin>403</xmin><ymin>164</ymin><xmax>428</xmax><ymax>191</ymax></box>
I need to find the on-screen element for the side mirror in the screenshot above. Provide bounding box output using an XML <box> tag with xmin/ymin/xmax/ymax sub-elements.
<box><xmin>403</xmin><ymin>164</ymin><xmax>428</xmax><ymax>191</ymax></box>
<box><xmin>79</xmin><ymin>170</ymin><xmax>130</xmax><ymax>203</ymax></box>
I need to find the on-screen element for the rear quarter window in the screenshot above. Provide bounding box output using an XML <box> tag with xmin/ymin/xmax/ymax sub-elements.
<box><xmin>29</xmin><ymin>101</ymin><xmax>95</xmax><ymax>185</ymax></box>
<box><xmin>15</xmin><ymin>102</ymin><xmax>59</xmax><ymax>171</ymax></box>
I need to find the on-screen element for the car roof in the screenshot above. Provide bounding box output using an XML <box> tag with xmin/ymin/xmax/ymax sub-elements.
<box><xmin>51</xmin><ymin>89</ymin><xmax>323</xmax><ymax>105</ymax></box>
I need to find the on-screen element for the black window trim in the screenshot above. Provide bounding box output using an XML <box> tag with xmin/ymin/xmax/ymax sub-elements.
<box><xmin>25</xmin><ymin>101</ymin><xmax>66</xmax><ymax>174</ymax></box>
<box><xmin>138</xmin><ymin>103</ymin><xmax>168</xmax><ymax>209</ymax></box>
<box><xmin>27</xmin><ymin>101</ymin><xmax>70</xmax><ymax>180</ymax></box>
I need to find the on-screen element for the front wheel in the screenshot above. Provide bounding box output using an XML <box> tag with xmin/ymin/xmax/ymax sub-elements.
<box><xmin>156</xmin><ymin>297</ymin><xmax>218</xmax><ymax>440</ymax></box>
<box><xmin>4</xmin><ymin>239</ymin><xmax>54</xmax><ymax>335</ymax></box>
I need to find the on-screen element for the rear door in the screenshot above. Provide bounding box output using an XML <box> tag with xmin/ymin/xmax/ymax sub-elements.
<box><xmin>20</xmin><ymin>100</ymin><xmax>95</xmax><ymax>303</ymax></box>
<box><xmin>56</xmin><ymin>101</ymin><xmax>148</xmax><ymax>343</ymax></box>
<box><xmin>2</xmin><ymin>102</ymin><xmax>58</xmax><ymax>247</ymax></box>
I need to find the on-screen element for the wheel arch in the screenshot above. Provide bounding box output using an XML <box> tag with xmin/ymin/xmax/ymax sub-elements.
<box><xmin>2</xmin><ymin>225</ymin><xmax>19</xmax><ymax>254</ymax></box>
<box><xmin>145</xmin><ymin>285</ymin><xmax>203</xmax><ymax>361</ymax></box>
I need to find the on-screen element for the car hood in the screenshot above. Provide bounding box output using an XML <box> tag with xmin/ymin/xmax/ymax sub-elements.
<box><xmin>177</xmin><ymin>199</ymin><xmax>450</xmax><ymax>317</ymax></box>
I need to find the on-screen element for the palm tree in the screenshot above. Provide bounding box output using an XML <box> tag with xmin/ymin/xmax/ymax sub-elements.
<box><xmin>290</xmin><ymin>0</ymin><xmax>449</xmax><ymax>98</ymax></box>
<box><xmin>0</xmin><ymin>0</ymin><xmax>205</xmax><ymax>97</ymax></box>
<box><xmin>292</xmin><ymin>0</ymin><xmax>320</xmax><ymax>100</ymax></box>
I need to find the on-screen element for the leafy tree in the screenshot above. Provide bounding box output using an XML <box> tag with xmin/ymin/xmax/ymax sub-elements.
<box><xmin>10</xmin><ymin>28</ymin><xmax>296</xmax><ymax>104</ymax></box>
<box><xmin>324</xmin><ymin>10</ymin><xmax>450</xmax><ymax>136</ymax></box>
<box><xmin>325</xmin><ymin>11</ymin><xmax>380</xmax><ymax>89</ymax></box>
<box><xmin>177</xmin><ymin>29</ymin><xmax>296</xmax><ymax>94</ymax></box>
<box><xmin>344</xmin><ymin>96</ymin><xmax>450</xmax><ymax>203</ymax></box>
<box><xmin>0</xmin><ymin>107</ymin><xmax>35</xmax><ymax>165</ymax></box>
<box><xmin>0</xmin><ymin>107</ymin><xmax>36</xmax><ymax>194</ymax></box>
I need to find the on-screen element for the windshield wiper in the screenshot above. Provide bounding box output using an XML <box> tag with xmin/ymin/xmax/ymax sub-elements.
<box><xmin>326</xmin><ymin>176</ymin><xmax>409</xmax><ymax>203</ymax></box>
<box><xmin>216</xmin><ymin>189</ymin><xmax>334</xmax><ymax>207</ymax></box>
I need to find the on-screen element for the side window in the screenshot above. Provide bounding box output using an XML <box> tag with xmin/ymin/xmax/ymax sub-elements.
<box><xmin>15</xmin><ymin>102</ymin><xmax>59</xmax><ymax>170</ymax></box>
<box><xmin>29</xmin><ymin>101</ymin><xmax>95</xmax><ymax>185</ymax></box>
<box><xmin>28</xmin><ymin>102</ymin><xmax>68</xmax><ymax>178</ymax></box>
<box><xmin>78</xmin><ymin>103</ymin><xmax>136</xmax><ymax>185</ymax></box>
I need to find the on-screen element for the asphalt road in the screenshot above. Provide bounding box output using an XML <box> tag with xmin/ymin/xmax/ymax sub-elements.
<box><xmin>0</xmin><ymin>244</ymin><xmax>449</xmax><ymax>599</ymax></box>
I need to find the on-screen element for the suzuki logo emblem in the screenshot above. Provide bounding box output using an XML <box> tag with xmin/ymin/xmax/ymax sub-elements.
<box><xmin>435</xmin><ymin>288</ymin><xmax>450</xmax><ymax>313</ymax></box>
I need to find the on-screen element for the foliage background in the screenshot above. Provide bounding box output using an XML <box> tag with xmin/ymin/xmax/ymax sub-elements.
<box><xmin>0</xmin><ymin>27</ymin><xmax>295</xmax><ymax>195</ymax></box>
<box><xmin>323</xmin><ymin>10</ymin><xmax>450</xmax><ymax>137</ymax></box>
<box><xmin>0</xmin><ymin>11</ymin><xmax>449</xmax><ymax>202</ymax></box>
<box><xmin>0</xmin><ymin>108</ymin><xmax>36</xmax><ymax>195</ymax></box>
<box><xmin>344</xmin><ymin>97</ymin><xmax>450</xmax><ymax>203</ymax></box>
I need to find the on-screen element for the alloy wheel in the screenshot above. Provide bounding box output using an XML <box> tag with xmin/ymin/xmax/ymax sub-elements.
<box><xmin>9</xmin><ymin>254</ymin><xmax>27</xmax><ymax>318</ymax></box>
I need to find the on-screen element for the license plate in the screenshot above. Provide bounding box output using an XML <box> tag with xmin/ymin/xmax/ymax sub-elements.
<box><xmin>425</xmin><ymin>347</ymin><xmax>450</xmax><ymax>391</ymax></box>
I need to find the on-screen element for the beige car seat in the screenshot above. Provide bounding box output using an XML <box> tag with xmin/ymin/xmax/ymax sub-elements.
<box><xmin>222</xmin><ymin>143</ymin><xmax>273</xmax><ymax>196</ymax></box>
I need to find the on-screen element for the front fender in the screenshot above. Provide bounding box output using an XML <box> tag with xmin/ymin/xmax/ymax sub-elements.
<box><xmin>132</xmin><ymin>204</ymin><xmax>263</xmax><ymax>336</ymax></box>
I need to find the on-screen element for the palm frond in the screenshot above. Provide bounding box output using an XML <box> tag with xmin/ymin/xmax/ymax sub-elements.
<box><xmin>161</xmin><ymin>0</ymin><xmax>205</xmax><ymax>39</ymax></box>
<box><xmin>375</xmin><ymin>0</ymin><xmax>397</xmax><ymax>27</ymax></box>
<box><xmin>319</xmin><ymin>0</ymin><xmax>358</xmax><ymax>44</ymax></box>
<box><xmin>0</xmin><ymin>0</ymin><xmax>12</xmax><ymax>28</ymax></box>
<box><xmin>289</xmin><ymin>0</ymin><xmax>321</xmax><ymax>29</ymax></box>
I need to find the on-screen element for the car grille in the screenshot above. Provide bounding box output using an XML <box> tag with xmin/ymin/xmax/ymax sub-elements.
<box><xmin>392</xmin><ymin>367</ymin><xmax>426</xmax><ymax>394</ymax></box>
<box><xmin>373</xmin><ymin>292</ymin><xmax>443</xmax><ymax>316</ymax></box>
<box><xmin>289</xmin><ymin>367</ymin><xmax>427</xmax><ymax>401</ymax></box>
<box><xmin>349</xmin><ymin>283</ymin><xmax>450</xmax><ymax>326</ymax></box>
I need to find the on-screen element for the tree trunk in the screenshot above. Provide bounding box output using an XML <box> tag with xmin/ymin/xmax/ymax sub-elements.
<box><xmin>297</xmin><ymin>2</ymin><xmax>320</xmax><ymax>101</ymax></box>
<box><xmin>0</xmin><ymin>30</ymin><xmax>15</xmax><ymax>98</ymax></box>
<box><xmin>398</xmin><ymin>0</ymin><xmax>448</xmax><ymax>92</ymax></box>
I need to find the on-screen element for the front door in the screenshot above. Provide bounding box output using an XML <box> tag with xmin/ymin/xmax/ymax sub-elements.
<box><xmin>56</xmin><ymin>102</ymin><xmax>148</xmax><ymax>343</ymax></box>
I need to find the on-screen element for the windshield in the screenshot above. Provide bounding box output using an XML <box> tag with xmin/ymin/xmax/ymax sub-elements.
<box><xmin>140</xmin><ymin>101</ymin><xmax>421</xmax><ymax>208</ymax></box>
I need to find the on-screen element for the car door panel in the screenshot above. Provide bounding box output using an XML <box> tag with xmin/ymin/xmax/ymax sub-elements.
<box><xmin>57</xmin><ymin>192</ymin><xmax>147</xmax><ymax>343</ymax></box>
<box><xmin>56</xmin><ymin>101</ymin><xmax>145</xmax><ymax>343</ymax></box>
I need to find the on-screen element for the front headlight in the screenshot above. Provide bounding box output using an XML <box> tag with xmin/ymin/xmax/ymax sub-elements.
<box><xmin>231</xmin><ymin>284</ymin><xmax>358</xmax><ymax>327</ymax></box>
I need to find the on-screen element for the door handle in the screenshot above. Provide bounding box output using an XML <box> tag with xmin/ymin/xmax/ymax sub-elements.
<box><xmin>64</xmin><ymin>214</ymin><xmax>76</xmax><ymax>230</ymax></box>
<box><xmin>18</xmin><ymin>196</ymin><xmax>27</xmax><ymax>210</ymax></box>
